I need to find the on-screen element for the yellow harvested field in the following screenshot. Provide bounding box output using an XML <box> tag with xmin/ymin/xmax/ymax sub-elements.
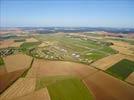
<box><xmin>84</xmin><ymin>71</ymin><xmax>134</xmax><ymax>100</ymax></box>
<box><xmin>38</xmin><ymin>43</ymin><xmax>47</xmax><ymax>47</ymax></box>
<box><xmin>3</xmin><ymin>54</ymin><xmax>32</xmax><ymax>72</ymax></box>
<box><xmin>0</xmin><ymin>78</ymin><xmax>36</xmax><ymax>100</ymax></box>
<box><xmin>110</xmin><ymin>40</ymin><xmax>134</xmax><ymax>48</ymax></box>
<box><xmin>10</xmin><ymin>88</ymin><xmax>50</xmax><ymax>100</ymax></box>
<box><xmin>110</xmin><ymin>41</ymin><xmax>130</xmax><ymax>47</ymax></box>
<box><xmin>125</xmin><ymin>55</ymin><xmax>134</xmax><ymax>61</ymax></box>
<box><xmin>110</xmin><ymin>40</ymin><xmax>134</xmax><ymax>56</ymax></box>
<box><xmin>91</xmin><ymin>54</ymin><xmax>125</xmax><ymax>70</ymax></box>
<box><xmin>38</xmin><ymin>41</ymin><xmax>55</xmax><ymax>47</ymax></box>
<box><xmin>30</xmin><ymin>59</ymin><xmax>98</xmax><ymax>79</ymax></box>
<box><xmin>111</xmin><ymin>46</ymin><xmax>134</xmax><ymax>56</ymax></box>
<box><xmin>125</xmin><ymin>72</ymin><xmax>134</xmax><ymax>85</ymax></box>
<box><xmin>26</xmin><ymin>38</ymin><xmax>38</xmax><ymax>42</ymax></box>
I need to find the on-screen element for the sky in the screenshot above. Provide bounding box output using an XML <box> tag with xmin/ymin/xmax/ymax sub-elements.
<box><xmin>0</xmin><ymin>0</ymin><xmax>134</xmax><ymax>28</ymax></box>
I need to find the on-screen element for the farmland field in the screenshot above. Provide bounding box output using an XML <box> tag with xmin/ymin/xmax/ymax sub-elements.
<box><xmin>3</xmin><ymin>54</ymin><xmax>32</xmax><ymax>72</ymax></box>
<box><xmin>0</xmin><ymin>67</ymin><xmax>7</xmax><ymax>76</ymax></box>
<box><xmin>110</xmin><ymin>40</ymin><xmax>134</xmax><ymax>56</ymax></box>
<box><xmin>84</xmin><ymin>71</ymin><xmax>134</xmax><ymax>100</ymax></box>
<box><xmin>91</xmin><ymin>54</ymin><xmax>125</xmax><ymax>70</ymax></box>
<box><xmin>47</xmin><ymin>77</ymin><xmax>94</xmax><ymax>100</ymax></box>
<box><xmin>0</xmin><ymin>78</ymin><xmax>36</xmax><ymax>100</ymax></box>
<box><xmin>20</xmin><ymin>42</ymin><xmax>41</xmax><ymax>50</ymax></box>
<box><xmin>25</xmin><ymin>38</ymin><xmax>38</xmax><ymax>42</ymax></box>
<box><xmin>11</xmin><ymin>88</ymin><xmax>50</xmax><ymax>100</ymax></box>
<box><xmin>35</xmin><ymin>60</ymin><xmax>98</xmax><ymax>79</ymax></box>
<box><xmin>25</xmin><ymin>59</ymin><xmax>98</xmax><ymax>79</ymax></box>
<box><xmin>106</xmin><ymin>59</ymin><xmax>134</xmax><ymax>80</ymax></box>
<box><xmin>36</xmin><ymin>76</ymin><xmax>75</xmax><ymax>90</ymax></box>
<box><xmin>125</xmin><ymin>72</ymin><xmax>134</xmax><ymax>84</ymax></box>
<box><xmin>20</xmin><ymin>42</ymin><xmax>41</xmax><ymax>48</ymax></box>
<box><xmin>14</xmin><ymin>39</ymin><xmax>26</xmax><ymax>42</ymax></box>
<box><xmin>0</xmin><ymin>40</ymin><xmax>14</xmax><ymax>48</ymax></box>
<box><xmin>0</xmin><ymin>69</ymin><xmax>25</xmax><ymax>94</ymax></box>
<box><xmin>10</xmin><ymin>42</ymin><xmax>24</xmax><ymax>47</ymax></box>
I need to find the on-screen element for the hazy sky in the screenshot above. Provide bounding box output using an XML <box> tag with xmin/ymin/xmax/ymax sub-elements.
<box><xmin>0</xmin><ymin>0</ymin><xmax>134</xmax><ymax>28</ymax></box>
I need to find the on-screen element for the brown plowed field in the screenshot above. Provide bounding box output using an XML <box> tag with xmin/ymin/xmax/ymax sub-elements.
<box><xmin>10</xmin><ymin>42</ymin><xmax>24</xmax><ymax>47</ymax></box>
<box><xmin>84</xmin><ymin>71</ymin><xmax>134</xmax><ymax>100</ymax></box>
<box><xmin>0</xmin><ymin>78</ymin><xmax>36</xmax><ymax>100</ymax></box>
<box><xmin>0</xmin><ymin>69</ymin><xmax>25</xmax><ymax>94</ymax></box>
<box><xmin>10</xmin><ymin>88</ymin><xmax>50</xmax><ymax>100</ymax></box>
<box><xmin>0</xmin><ymin>67</ymin><xmax>7</xmax><ymax>76</ymax></box>
<box><xmin>31</xmin><ymin>60</ymin><xmax>98</xmax><ymax>79</ymax></box>
<box><xmin>0</xmin><ymin>40</ymin><xmax>14</xmax><ymax>48</ymax></box>
<box><xmin>91</xmin><ymin>54</ymin><xmax>125</xmax><ymax>70</ymax></box>
<box><xmin>4</xmin><ymin>54</ymin><xmax>32</xmax><ymax>72</ymax></box>
<box><xmin>0</xmin><ymin>40</ymin><xmax>24</xmax><ymax>48</ymax></box>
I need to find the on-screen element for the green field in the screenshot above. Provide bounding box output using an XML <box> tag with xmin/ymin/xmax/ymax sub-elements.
<box><xmin>48</xmin><ymin>77</ymin><xmax>93</xmax><ymax>100</ymax></box>
<box><xmin>0</xmin><ymin>57</ymin><xmax>4</xmax><ymax>66</ymax></box>
<box><xmin>20</xmin><ymin>42</ymin><xmax>41</xmax><ymax>53</ymax></box>
<box><xmin>36</xmin><ymin>76</ymin><xmax>74</xmax><ymax>90</ymax></box>
<box><xmin>20</xmin><ymin>42</ymin><xmax>40</xmax><ymax>48</ymax></box>
<box><xmin>106</xmin><ymin>59</ymin><xmax>134</xmax><ymax>80</ymax></box>
<box><xmin>36</xmin><ymin>76</ymin><xmax>93</xmax><ymax>100</ymax></box>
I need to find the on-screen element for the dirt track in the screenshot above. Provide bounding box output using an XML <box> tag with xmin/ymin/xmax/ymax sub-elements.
<box><xmin>84</xmin><ymin>71</ymin><xmax>134</xmax><ymax>100</ymax></box>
